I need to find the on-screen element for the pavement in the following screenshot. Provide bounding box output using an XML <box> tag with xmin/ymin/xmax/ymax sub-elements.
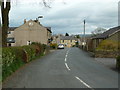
<box><xmin>2</xmin><ymin>47</ymin><xmax>118</xmax><ymax>88</ymax></box>
<box><xmin>95</xmin><ymin>58</ymin><xmax>117</xmax><ymax>70</ymax></box>
<box><xmin>86</xmin><ymin>51</ymin><xmax>117</xmax><ymax>71</ymax></box>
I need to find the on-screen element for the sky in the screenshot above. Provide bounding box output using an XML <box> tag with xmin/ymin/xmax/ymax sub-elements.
<box><xmin>9</xmin><ymin>0</ymin><xmax>119</xmax><ymax>35</ymax></box>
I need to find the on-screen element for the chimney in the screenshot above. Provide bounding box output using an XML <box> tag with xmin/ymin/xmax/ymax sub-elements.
<box><xmin>24</xmin><ymin>19</ymin><xmax>26</xmax><ymax>24</ymax></box>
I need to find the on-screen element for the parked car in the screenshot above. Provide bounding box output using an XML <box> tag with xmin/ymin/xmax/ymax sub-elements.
<box><xmin>57</xmin><ymin>44</ymin><xmax>64</xmax><ymax>49</ymax></box>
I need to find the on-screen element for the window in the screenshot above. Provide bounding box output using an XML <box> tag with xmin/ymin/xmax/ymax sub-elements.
<box><xmin>7</xmin><ymin>38</ymin><xmax>15</xmax><ymax>43</ymax></box>
<box><xmin>29</xmin><ymin>22</ymin><xmax>33</xmax><ymax>26</ymax></box>
<box><xmin>27</xmin><ymin>41</ymin><xmax>31</xmax><ymax>45</ymax></box>
<box><xmin>7</xmin><ymin>31</ymin><xmax>11</xmax><ymax>34</ymax></box>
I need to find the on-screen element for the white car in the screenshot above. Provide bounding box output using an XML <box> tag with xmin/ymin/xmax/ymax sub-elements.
<box><xmin>57</xmin><ymin>44</ymin><xmax>64</xmax><ymax>49</ymax></box>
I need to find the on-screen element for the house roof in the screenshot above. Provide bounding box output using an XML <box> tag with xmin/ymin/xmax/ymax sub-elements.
<box><xmin>45</xmin><ymin>27</ymin><xmax>52</xmax><ymax>33</ymax></box>
<box><xmin>8</xmin><ymin>27</ymin><xmax>18</xmax><ymax>31</ymax></box>
<box><xmin>60</xmin><ymin>36</ymin><xmax>77</xmax><ymax>40</ymax></box>
<box><xmin>92</xmin><ymin>26</ymin><xmax>120</xmax><ymax>39</ymax></box>
<box><xmin>0</xmin><ymin>27</ymin><xmax>18</xmax><ymax>31</ymax></box>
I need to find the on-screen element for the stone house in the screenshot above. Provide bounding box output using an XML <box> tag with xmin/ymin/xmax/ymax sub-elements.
<box><xmin>87</xmin><ymin>26</ymin><xmax>120</xmax><ymax>52</ymax></box>
<box><xmin>51</xmin><ymin>34</ymin><xmax>63</xmax><ymax>45</ymax></box>
<box><xmin>7</xmin><ymin>27</ymin><xmax>17</xmax><ymax>46</ymax></box>
<box><xmin>7</xmin><ymin>20</ymin><xmax>52</xmax><ymax>46</ymax></box>
<box><xmin>60</xmin><ymin>36</ymin><xmax>78</xmax><ymax>47</ymax></box>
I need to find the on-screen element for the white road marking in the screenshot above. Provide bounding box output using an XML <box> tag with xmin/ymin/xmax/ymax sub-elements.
<box><xmin>65</xmin><ymin>58</ymin><xmax>67</xmax><ymax>62</ymax></box>
<box><xmin>65</xmin><ymin>63</ymin><xmax>71</xmax><ymax>71</ymax></box>
<box><xmin>64</xmin><ymin>50</ymin><xmax>69</xmax><ymax>62</ymax></box>
<box><xmin>75</xmin><ymin>76</ymin><xmax>94</xmax><ymax>90</ymax></box>
<box><xmin>66</xmin><ymin>54</ymin><xmax>68</xmax><ymax>58</ymax></box>
<box><xmin>64</xmin><ymin>49</ymin><xmax>93</xmax><ymax>89</ymax></box>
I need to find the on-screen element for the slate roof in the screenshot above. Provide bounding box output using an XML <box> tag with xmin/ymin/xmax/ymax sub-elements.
<box><xmin>8</xmin><ymin>27</ymin><xmax>18</xmax><ymax>31</ymax></box>
<box><xmin>0</xmin><ymin>27</ymin><xmax>18</xmax><ymax>31</ymax></box>
<box><xmin>92</xmin><ymin>26</ymin><xmax>120</xmax><ymax>39</ymax></box>
<box><xmin>60</xmin><ymin>36</ymin><xmax>77</xmax><ymax>40</ymax></box>
<box><xmin>45</xmin><ymin>27</ymin><xmax>52</xmax><ymax>33</ymax></box>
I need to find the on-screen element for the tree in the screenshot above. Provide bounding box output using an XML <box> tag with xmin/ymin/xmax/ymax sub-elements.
<box><xmin>1</xmin><ymin>0</ymin><xmax>11</xmax><ymax>47</ymax></box>
<box><xmin>75</xmin><ymin>35</ymin><xmax>80</xmax><ymax>38</ymax></box>
<box><xmin>91</xmin><ymin>27</ymin><xmax>106</xmax><ymax>36</ymax></box>
<box><xmin>65</xmin><ymin>33</ymin><xmax>69</xmax><ymax>36</ymax></box>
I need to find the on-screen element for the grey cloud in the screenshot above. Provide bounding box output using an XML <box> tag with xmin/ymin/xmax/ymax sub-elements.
<box><xmin>10</xmin><ymin>0</ymin><xmax>118</xmax><ymax>34</ymax></box>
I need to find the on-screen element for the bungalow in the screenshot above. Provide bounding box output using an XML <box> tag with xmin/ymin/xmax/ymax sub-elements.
<box><xmin>88</xmin><ymin>26</ymin><xmax>120</xmax><ymax>52</ymax></box>
<box><xmin>7</xmin><ymin>19</ymin><xmax>52</xmax><ymax>46</ymax></box>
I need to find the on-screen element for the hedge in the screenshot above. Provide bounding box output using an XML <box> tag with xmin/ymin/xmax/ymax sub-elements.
<box><xmin>50</xmin><ymin>43</ymin><xmax>57</xmax><ymax>49</ymax></box>
<box><xmin>96</xmin><ymin>40</ymin><xmax>119</xmax><ymax>51</ymax></box>
<box><xmin>2</xmin><ymin>43</ymin><xmax>47</xmax><ymax>81</ymax></box>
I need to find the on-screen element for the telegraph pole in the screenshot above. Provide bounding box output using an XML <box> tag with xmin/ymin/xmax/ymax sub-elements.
<box><xmin>83</xmin><ymin>19</ymin><xmax>86</xmax><ymax>49</ymax></box>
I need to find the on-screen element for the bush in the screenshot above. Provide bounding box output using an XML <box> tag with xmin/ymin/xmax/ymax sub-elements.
<box><xmin>2</xmin><ymin>47</ymin><xmax>25</xmax><ymax>81</ymax></box>
<box><xmin>2</xmin><ymin>43</ymin><xmax>47</xmax><ymax>81</ymax></box>
<box><xmin>22</xmin><ymin>45</ymin><xmax>36</xmax><ymax>62</ymax></box>
<box><xmin>96</xmin><ymin>40</ymin><xmax>119</xmax><ymax>51</ymax></box>
<box><xmin>50</xmin><ymin>43</ymin><xmax>57</xmax><ymax>49</ymax></box>
<box><xmin>116</xmin><ymin>56</ymin><xmax>120</xmax><ymax>69</ymax></box>
<box><xmin>31</xmin><ymin>42</ymin><xmax>46</xmax><ymax>54</ymax></box>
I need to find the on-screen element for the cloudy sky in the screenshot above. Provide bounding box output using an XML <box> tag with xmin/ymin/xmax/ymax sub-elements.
<box><xmin>9</xmin><ymin>0</ymin><xmax>119</xmax><ymax>34</ymax></box>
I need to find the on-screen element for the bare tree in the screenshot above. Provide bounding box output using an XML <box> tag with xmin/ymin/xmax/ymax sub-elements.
<box><xmin>42</xmin><ymin>0</ymin><xmax>52</xmax><ymax>8</ymax></box>
<box><xmin>91</xmin><ymin>27</ymin><xmax>106</xmax><ymax>36</ymax></box>
<box><xmin>1</xmin><ymin>0</ymin><xmax>11</xmax><ymax>47</ymax></box>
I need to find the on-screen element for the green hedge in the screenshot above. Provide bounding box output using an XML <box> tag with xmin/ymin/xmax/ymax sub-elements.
<box><xmin>96</xmin><ymin>40</ymin><xmax>119</xmax><ymax>51</ymax></box>
<box><xmin>2</xmin><ymin>47</ymin><xmax>25</xmax><ymax>81</ymax></box>
<box><xmin>2</xmin><ymin>43</ymin><xmax>47</xmax><ymax>81</ymax></box>
<box><xmin>116</xmin><ymin>56</ymin><xmax>120</xmax><ymax>70</ymax></box>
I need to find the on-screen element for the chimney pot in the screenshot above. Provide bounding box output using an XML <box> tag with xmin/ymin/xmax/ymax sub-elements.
<box><xmin>24</xmin><ymin>19</ymin><xmax>26</xmax><ymax>24</ymax></box>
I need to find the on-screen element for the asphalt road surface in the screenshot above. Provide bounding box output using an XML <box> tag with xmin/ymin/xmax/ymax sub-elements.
<box><xmin>3</xmin><ymin>47</ymin><xmax>118</xmax><ymax>88</ymax></box>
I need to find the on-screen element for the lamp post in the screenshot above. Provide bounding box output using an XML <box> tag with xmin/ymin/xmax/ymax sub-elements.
<box><xmin>38</xmin><ymin>16</ymin><xmax>43</xmax><ymax>24</ymax></box>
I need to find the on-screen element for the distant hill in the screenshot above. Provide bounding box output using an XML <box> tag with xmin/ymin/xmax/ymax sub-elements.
<box><xmin>79</xmin><ymin>34</ymin><xmax>92</xmax><ymax>37</ymax></box>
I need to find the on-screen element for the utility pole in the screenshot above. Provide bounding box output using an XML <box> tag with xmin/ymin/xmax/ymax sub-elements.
<box><xmin>83</xmin><ymin>19</ymin><xmax>86</xmax><ymax>49</ymax></box>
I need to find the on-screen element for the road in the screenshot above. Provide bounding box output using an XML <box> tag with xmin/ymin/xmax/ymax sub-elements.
<box><xmin>3</xmin><ymin>47</ymin><xmax>118</xmax><ymax>88</ymax></box>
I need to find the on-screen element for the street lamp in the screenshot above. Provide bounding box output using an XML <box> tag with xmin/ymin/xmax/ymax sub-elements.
<box><xmin>38</xmin><ymin>16</ymin><xmax>43</xmax><ymax>18</ymax></box>
<box><xmin>37</xmin><ymin>16</ymin><xmax>43</xmax><ymax>24</ymax></box>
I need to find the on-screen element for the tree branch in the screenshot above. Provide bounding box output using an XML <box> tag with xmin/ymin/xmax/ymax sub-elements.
<box><xmin>42</xmin><ymin>0</ymin><xmax>51</xmax><ymax>8</ymax></box>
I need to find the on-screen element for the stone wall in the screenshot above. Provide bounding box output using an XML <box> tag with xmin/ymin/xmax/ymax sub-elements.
<box><xmin>95</xmin><ymin>51</ymin><xmax>119</xmax><ymax>58</ymax></box>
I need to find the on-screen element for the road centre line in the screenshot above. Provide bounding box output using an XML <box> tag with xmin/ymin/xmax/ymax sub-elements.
<box><xmin>65</xmin><ymin>63</ymin><xmax>71</xmax><ymax>71</ymax></box>
<box><xmin>65</xmin><ymin>49</ymin><xmax>93</xmax><ymax>89</ymax></box>
<box><xmin>65</xmin><ymin>54</ymin><xmax>68</xmax><ymax>58</ymax></box>
<box><xmin>65</xmin><ymin>58</ymin><xmax>67</xmax><ymax>62</ymax></box>
<box><xmin>64</xmin><ymin>50</ymin><xmax>69</xmax><ymax>62</ymax></box>
<box><xmin>75</xmin><ymin>76</ymin><xmax>94</xmax><ymax>90</ymax></box>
